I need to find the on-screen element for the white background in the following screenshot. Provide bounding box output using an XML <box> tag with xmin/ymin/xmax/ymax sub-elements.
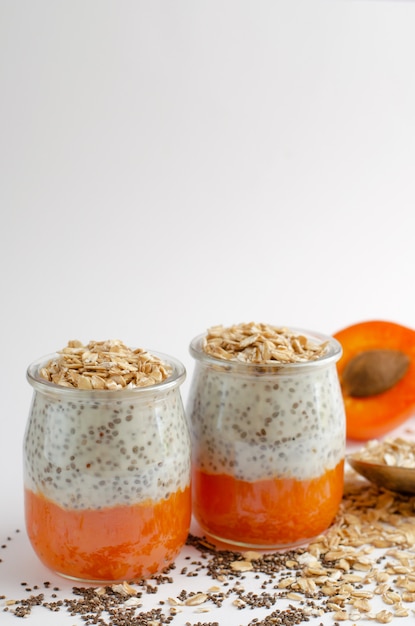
<box><xmin>1</xmin><ymin>1</ymin><xmax>415</xmax><ymax>624</ymax></box>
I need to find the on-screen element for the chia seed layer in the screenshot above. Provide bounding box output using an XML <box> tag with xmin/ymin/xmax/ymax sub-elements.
<box><xmin>24</xmin><ymin>358</ymin><xmax>191</xmax><ymax>510</ymax></box>
<box><xmin>187</xmin><ymin>336</ymin><xmax>346</xmax><ymax>482</ymax></box>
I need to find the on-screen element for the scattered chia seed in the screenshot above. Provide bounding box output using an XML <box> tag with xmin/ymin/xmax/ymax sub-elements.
<box><xmin>4</xmin><ymin>475</ymin><xmax>415</xmax><ymax>624</ymax></box>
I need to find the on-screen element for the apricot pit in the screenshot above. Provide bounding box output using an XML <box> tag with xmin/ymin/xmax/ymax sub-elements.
<box><xmin>342</xmin><ymin>349</ymin><xmax>410</xmax><ymax>398</ymax></box>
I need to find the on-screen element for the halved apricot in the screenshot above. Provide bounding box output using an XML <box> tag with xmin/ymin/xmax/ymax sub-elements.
<box><xmin>334</xmin><ymin>320</ymin><xmax>415</xmax><ymax>441</ymax></box>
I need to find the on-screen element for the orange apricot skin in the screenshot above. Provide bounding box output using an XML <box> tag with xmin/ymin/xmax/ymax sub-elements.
<box><xmin>334</xmin><ymin>320</ymin><xmax>415</xmax><ymax>441</ymax></box>
<box><xmin>192</xmin><ymin>462</ymin><xmax>344</xmax><ymax>548</ymax></box>
<box><xmin>25</xmin><ymin>486</ymin><xmax>191</xmax><ymax>582</ymax></box>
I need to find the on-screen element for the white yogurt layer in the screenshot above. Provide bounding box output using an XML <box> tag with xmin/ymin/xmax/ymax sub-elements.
<box><xmin>24</xmin><ymin>386</ymin><xmax>191</xmax><ymax>510</ymax></box>
<box><xmin>187</xmin><ymin>363</ymin><xmax>345</xmax><ymax>482</ymax></box>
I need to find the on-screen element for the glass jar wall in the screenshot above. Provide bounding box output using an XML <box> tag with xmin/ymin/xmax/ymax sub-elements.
<box><xmin>187</xmin><ymin>329</ymin><xmax>346</xmax><ymax>549</ymax></box>
<box><xmin>24</xmin><ymin>351</ymin><xmax>191</xmax><ymax>582</ymax></box>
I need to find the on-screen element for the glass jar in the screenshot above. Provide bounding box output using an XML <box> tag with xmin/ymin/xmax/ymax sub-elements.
<box><xmin>24</xmin><ymin>351</ymin><xmax>191</xmax><ymax>582</ymax></box>
<box><xmin>187</xmin><ymin>329</ymin><xmax>346</xmax><ymax>549</ymax></box>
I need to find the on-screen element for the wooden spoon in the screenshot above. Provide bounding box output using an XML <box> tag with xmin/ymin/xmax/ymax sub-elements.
<box><xmin>348</xmin><ymin>456</ymin><xmax>415</xmax><ymax>494</ymax></box>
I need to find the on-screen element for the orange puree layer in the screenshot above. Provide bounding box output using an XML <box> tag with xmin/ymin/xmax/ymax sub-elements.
<box><xmin>25</xmin><ymin>486</ymin><xmax>191</xmax><ymax>582</ymax></box>
<box><xmin>192</xmin><ymin>462</ymin><xmax>344</xmax><ymax>547</ymax></box>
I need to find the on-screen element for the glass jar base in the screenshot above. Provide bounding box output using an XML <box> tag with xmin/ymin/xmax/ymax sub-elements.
<box><xmin>199</xmin><ymin>526</ymin><xmax>323</xmax><ymax>552</ymax></box>
<box><xmin>53</xmin><ymin>570</ymin><xmax>142</xmax><ymax>584</ymax></box>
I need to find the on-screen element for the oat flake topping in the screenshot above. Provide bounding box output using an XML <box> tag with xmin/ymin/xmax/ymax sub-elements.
<box><xmin>39</xmin><ymin>339</ymin><xmax>172</xmax><ymax>390</ymax></box>
<box><xmin>203</xmin><ymin>322</ymin><xmax>328</xmax><ymax>364</ymax></box>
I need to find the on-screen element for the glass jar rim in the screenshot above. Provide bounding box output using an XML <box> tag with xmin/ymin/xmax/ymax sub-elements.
<box><xmin>189</xmin><ymin>327</ymin><xmax>342</xmax><ymax>374</ymax></box>
<box><xmin>27</xmin><ymin>349</ymin><xmax>186</xmax><ymax>399</ymax></box>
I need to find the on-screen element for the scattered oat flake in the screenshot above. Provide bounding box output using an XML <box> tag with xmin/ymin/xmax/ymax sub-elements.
<box><xmin>242</xmin><ymin>550</ymin><xmax>262</xmax><ymax>561</ymax></box>
<box><xmin>230</xmin><ymin>559</ymin><xmax>254</xmax><ymax>572</ymax></box>
<box><xmin>184</xmin><ymin>592</ymin><xmax>208</xmax><ymax>606</ymax></box>
<box><xmin>375</xmin><ymin>609</ymin><xmax>394</xmax><ymax>623</ymax></box>
<box><xmin>333</xmin><ymin>609</ymin><xmax>349</xmax><ymax>620</ymax></box>
<box><xmin>349</xmin><ymin>437</ymin><xmax>415</xmax><ymax>468</ymax></box>
<box><xmin>124</xmin><ymin>597</ymin><xmax>142</xmax><ymax>607</ymax></box>
<box><xmin>168</xmin><ymin>597</ymin><xmax>184</xmax><ymax>606</ymax></box>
